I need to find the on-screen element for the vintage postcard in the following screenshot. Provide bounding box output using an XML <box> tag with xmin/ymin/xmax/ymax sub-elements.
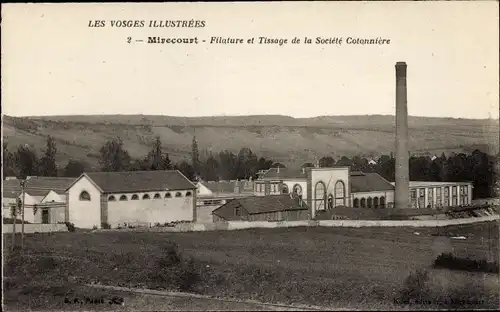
<box><xmin>1</xmin><ymin>1</ymin><xmax>499</xmax><ymax>311</ymax></box>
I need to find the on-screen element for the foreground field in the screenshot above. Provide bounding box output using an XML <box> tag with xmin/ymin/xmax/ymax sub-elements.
<box><xmin>3</xmin><ymin>222</ymin><xmax>499</xmax><ymax>310</ymax></box>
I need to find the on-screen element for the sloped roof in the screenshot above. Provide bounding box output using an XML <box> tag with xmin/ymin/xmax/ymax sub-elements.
<box><xmin>260</xmin><ymin>168</ymin><xmax>307</xmax><ymax>180</ymax></box>
<box><xmin>214</xmin><ymin>194</ymin><xmax>307</xmax><ymax>216</ymax></box>
<box><xmin>2</xmin><ymin>177</ymin><xmax>76</xmax><ymax>198</ymax></box>
<box><xmin>82</xmin><ymin>170</ymin><xmax>196</xmax><ymax>194</ymax></box>
<box><xmin>350</xmin><ymin>172</ymin><xmax>394</xmax><ymax>193</ymax></box>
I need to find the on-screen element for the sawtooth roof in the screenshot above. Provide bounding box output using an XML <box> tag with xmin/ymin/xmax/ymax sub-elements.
<box><xmin>82</xmin><ymin>170</ymin><xmax>196</xmax><ymax>194</ymax></box>
<box><xmin>2</xmin><ymin>177</ymin><xmax>76</xmax><ymax>198</ymax></box>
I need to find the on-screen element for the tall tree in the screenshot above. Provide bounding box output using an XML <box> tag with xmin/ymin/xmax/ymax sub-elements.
<box><xmin>63</xmin><ymin>160</ymin><xmax>88</xmax><ymax>177</ymax></box>
<box><xmin>191</xmin><ymin>136</ymin><xmax>200</xmax><ymax>176</ymax></box>
<box><xmin>146</xmin><ymin>137</ymin><xmax>172</xmax><ymax>170</ymax></box>
<box><xmin>39</xmin><ymin>136</ymin><xmax>58</xmax><ymax>176</ymax></box>
<box><xmin>99</xmin><ymin>137</ymin><xmax>131</xmax><ymax>172</ymax></box>
<box><xmin>15</xmin><ymin>145</ymin><xmax>39</xmax><ymax>179</ymax></box>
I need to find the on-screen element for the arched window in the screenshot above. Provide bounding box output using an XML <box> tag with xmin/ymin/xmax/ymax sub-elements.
<box><xmin>153</xmin><ymin>193</ymin><xmax>161</xmax><ymax>199</ymax></box>
<box><xmin>119</xmin><ymin>195</ymin><xmax>128</xmax><ymax>201</ymax></box>
<box><xmin>131</xmin><ymin>194</ymin><xmax>139</xmax><ymax>200</ymax></box>
<box><xmin>293</xmin><ymin>184</ymin><xmax>302</xmax><ymax>196</ymax></box>
<box><xmin>79</xmin><ymin>191</ymin><xmax>91</xmax><ymax>201</ymax></box>
<box><xmin>108</xmin><ymin>195</ymin><xmax>116</xmax><ymax>201</ymax></box>
<box><xmin>327</xmin><ymin>194</ymin><xmax>334</xmax><ymax>209</ymax></box>
<box><xmin>360</xmin><ymin>198</ymin><xmax>366</xmax><ymax>208</ymax></box>
<box><xmin>367</xmin><ymin>197</ymin><xmax>373</xmax><ymax>208</ymax></box>
<box><xmin>175</xmin><ymin>192</ymin><xmax>182</xmax><ymax>197</ymax></box>
<box><xmin>142</xmin><ymin>194</ymin><xmax>150</xmax><ymax>200</ymax></box>
<box><xmin>165</xmin><ymin>192</ymin><xmax>172</xmax><ymax>199</ymax></box>
<box><xmin>380</xmin><ymin>196</ymin><xmax>386</xmax><ymax>208</ymax></box>
<box><xmin>353</xmin><ymin>198</ymin><xmax>360</xmax><ymax>208</ymax></box>
<box><xmin>334</xmin><ymin>180</ymin><xmax>346</xmax><ymax>207</ymax></box>
<box><xmin>373</xmin><ymin>197</ymin><xmax>379</xmax><ymax>208</ymax></box>
<box><xmin>314</xmin><ymin>181</ymin><xmax>326</xmax><ymax>211</ymax></box>
<box><xmin>282</xmin><ymin>184</ymin><xmax>289</xmax><ymax>194</ymax></box>
<box><xmin>186</xmin><ymin>191</ymin><xmax>192</xmax><ymax>197</ymax></box>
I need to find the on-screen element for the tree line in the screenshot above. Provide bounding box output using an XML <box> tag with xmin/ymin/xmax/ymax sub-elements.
<box><xmin>3</xmin><ymin>136</ymin><xmax>498</xmax><ymax>199</ymax></box>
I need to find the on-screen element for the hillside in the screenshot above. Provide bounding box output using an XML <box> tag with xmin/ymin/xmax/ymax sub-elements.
<box><xmin>2</xmin><ymin>114</ymin><xmax>498</xmax><ymax>169</ymax></box>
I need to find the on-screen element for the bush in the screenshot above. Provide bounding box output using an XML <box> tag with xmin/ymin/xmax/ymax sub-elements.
<box><xmin>64</xmin><ymin>222</ymin><xmax>75</xmax><ymax>232</ymax></box>
<box><xmin>152</xmin><ymin>243</ymin><xmax>201</xmax><ymax>292</ymax></box>
<box><xmin>397</xmin><ymin>269</ymin><xmax>433</xmax><ymax>305</ymax></box>
<box><xmin>395</xmin><ymin>268</ymin><xmax>496</xmax><ymax>309</ymax></box>
<box><xmin>101</xmin><ymin>222</ymin><xmax>111</xmax><ymax>229</ymax></box>
<box><xmin>433</xmin><ymin>252</ymin><xmax>499</xmax><ymax>273</ymax></box>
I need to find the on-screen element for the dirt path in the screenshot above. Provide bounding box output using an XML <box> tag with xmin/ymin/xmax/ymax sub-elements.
<box><xmin>85</xmin><ymin>284</ymin><xmax>331</xmax><ymax>311</ymax></box>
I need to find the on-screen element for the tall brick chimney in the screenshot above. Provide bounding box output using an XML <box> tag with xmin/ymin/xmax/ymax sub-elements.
<box><xmin>394</xmin><ymin>62</ymin><xmax>410</xmax><ymax>209</ymax></box>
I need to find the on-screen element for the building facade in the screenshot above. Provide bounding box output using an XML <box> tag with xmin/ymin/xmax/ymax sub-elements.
<box><xmin>403</xmin><ymin>181</ymin><xmax>473</xmax><ymax>209</ymax></box>
<box><xmin>66</xmin><ymin>170</ymin><xmax>196</xmax><ymax>229</ymax></box>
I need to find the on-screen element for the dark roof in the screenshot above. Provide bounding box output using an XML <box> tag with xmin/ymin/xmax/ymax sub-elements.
<box><xmin>350</xmin><ymin>172</ymin><xmax>394</xmax><ymax>193</ymax></box>
<box><xmin>260</xmin><ymin>168</ymin><xmax>307</xmax><ymax>180</ymax></box>
<box><xmin>2</xmin><ymin>177</ymin><xmax>76</xmax><ymax>198</ymax></box>
<box><xmin>214</xmin><ymin>194</ymin><xmax>307</xmax><ymax>216</ymax></box>
<box><xmin>83</xmin><ymin>170</ymin><xmax>196</xmax><ymax>193</ymax></box>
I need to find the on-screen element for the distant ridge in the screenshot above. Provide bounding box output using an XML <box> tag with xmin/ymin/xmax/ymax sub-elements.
<box><xmin>3</xmin><ymin>114</ymin><xmax>498</xmax><ymax>169</ymax></box>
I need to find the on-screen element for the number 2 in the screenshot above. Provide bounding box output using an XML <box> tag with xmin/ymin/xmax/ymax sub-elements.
<box><xmin>127</xmin><ymin>37</ymin><xmax>131</xmax><ymax>43</ymax></box>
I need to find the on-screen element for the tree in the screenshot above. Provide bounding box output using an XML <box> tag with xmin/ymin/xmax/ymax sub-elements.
<box><xmin>319</xmin><ymin>156</ymin><xmax>336</xmax><ymax>168</ymax></box>
<box><xmin>235</xmin><ymin>148</ymin><xmax>259</xmax><ymax>179</ymax></box>
<box><xmin>15</xmin><ymin>145</ymin><xmax>39</xmax><ymax>179</ymax></box>
<box><xmin>99</xmin><ymin>137</ymin><xmax>131</xmax><ymax>172</ymax></box>
<box><xmin>191</xmin><ymin>136</ymin><xmax>200</xmax><ymax>176</ymax></box>
<box><xmin>63</xmin><ymin>160</ymin><xmax>88</xmax><ymax>177</ymax></box>
<box><xmin>146</xmin><ymin>137</ymin><xmax>172</xmax><ymax>170</ymax></box>
<box><xmin>217</xmin><ymin>150</ymin><xmax>237</xmax><ymax>180</ymax></box>
<box><xmin>175</xmin><ymin>160</ymin><xmax>195</xmax><ymax>181</ymax></box>
<box><xmin>3</xmin><ymin>142</ymin><xmax>17</xmax><ymax>178</ymax></box>
<box><xmin>202</xmin><ymin>155</ymin><xmax>219</xmax><ymax>181</ymax></box>
<box><xmin>39</xmin><ymin>136</ymin><xmax>58</xmax><ymax>176</ymax></box>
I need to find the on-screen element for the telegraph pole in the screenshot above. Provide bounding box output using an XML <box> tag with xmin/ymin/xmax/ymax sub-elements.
<box><xmin>20</xmin><ymin>180</ymin><xmax>26</xmax><ymax>249</ymax></box>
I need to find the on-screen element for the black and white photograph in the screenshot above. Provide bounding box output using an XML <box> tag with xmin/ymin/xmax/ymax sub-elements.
<box><xmin>1</xmin><ymin>1</ymin><xmax>499</xmax><ymax>311</ymax></box>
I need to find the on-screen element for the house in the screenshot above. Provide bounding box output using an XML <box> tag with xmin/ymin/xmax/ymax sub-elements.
<box><xmin>195</xmin><ymin>179</ymin><xmax>255</xmax><ymax>223</ymax></box>
<box><xmin>66</xmin><ymin>170</ymin><xmax>197</xmax><ymax>229</ymax></box>
<box><xmin>212</xmin><ymin>193</ymin><xmax>308</xmax><ymax>222</ymax></box>
<box><xmin>2</xmin><ymin>177</ymin><xmax>75</xmax><ymax>224</ymax></box>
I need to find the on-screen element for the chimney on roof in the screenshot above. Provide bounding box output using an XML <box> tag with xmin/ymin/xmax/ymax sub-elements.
<box><xmin>394</xmin><ymin>61</ymin><xmax>410</xmax><ymax>209</ymax></box>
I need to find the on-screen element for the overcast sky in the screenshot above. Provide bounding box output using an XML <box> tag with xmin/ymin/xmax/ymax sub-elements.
<box><xmin>2</xmin><ymin>2</ymin><xmax>499</xmax><ymax>119</ymax></box>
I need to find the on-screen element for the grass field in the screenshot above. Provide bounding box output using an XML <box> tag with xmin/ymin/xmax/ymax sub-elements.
<box><xmin>3</xmin><ymin>222</ymin><xmax>499</xmax><ymax>310</ymax></box>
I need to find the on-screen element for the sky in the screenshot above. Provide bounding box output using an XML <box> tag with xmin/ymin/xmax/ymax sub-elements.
<box><xmin>2</xmin><ymin>2</ymin><xmax>499</xmax><ymax>119</ymax></box>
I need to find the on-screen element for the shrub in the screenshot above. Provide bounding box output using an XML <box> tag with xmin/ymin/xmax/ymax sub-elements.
<box><xmin>101</xmin><ymin>222</ymin><xmax>111</xmax><ymax>229</ymax></box>
<box><xmin>64</xmin><ymin>222</ymin><xmax>75</xmax><ymax>232</ymax></box>
<box><xmin>395</xmin><ymin>268</ymin><xmax>496</xmax><ymax>309</ymax></box>
<box><xmin>434</xmin><ymin>252</ymin><xmax>499</xmax><ymax>273</ymax></box>
<box><xmin>152</xmin><ymin>243</ymin><xmax>201</xmax><ymax>292</ymax></box>
<box><xmin>397</xmin><ymin>268</ymin><xmax>433</xmax><ymax>305</ymax></box>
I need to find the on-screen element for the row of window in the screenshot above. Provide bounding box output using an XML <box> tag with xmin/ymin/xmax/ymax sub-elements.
<box><xmin>410</xmin><ymin>186</ymin><xmax>469</xmax><ymax>200</ymax></box>
<box><xmin>108</xmin><ymin>191</ymin><xmax>192</xmax><ymax>201</ymax></box>
<box><xmin>77</xmin><ymin>191</ymin><xmax>192</xmax><ymax>201</ymax></box>
<box><xmin>255</xmin><ymin>183</ymin><xmax>304</xmax><ymax>196</ymax></box>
